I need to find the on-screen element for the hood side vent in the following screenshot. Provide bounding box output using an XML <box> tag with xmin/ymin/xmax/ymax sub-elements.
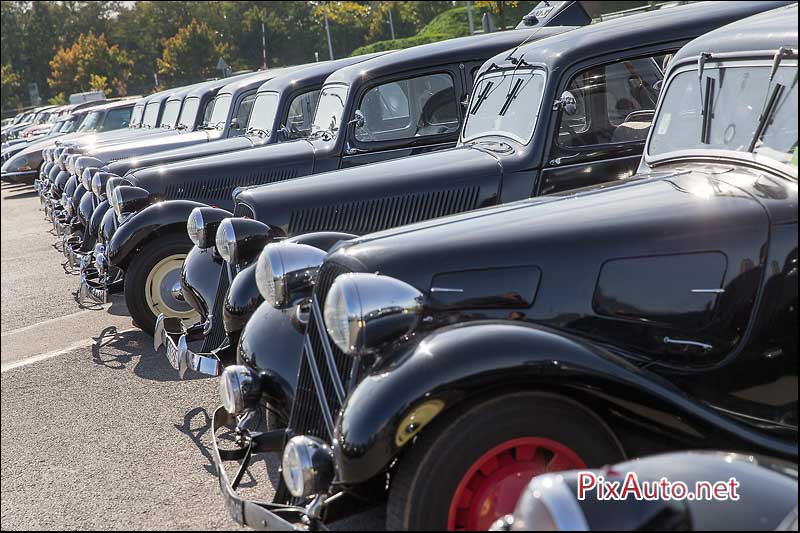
<box><xmin>288</xmin><ymin>186</ymin><xmax>481</xmax><ymax>236</ymax></box>
<box><xmin>164</xmin><ymin>167</ymin><xmax>298</xmax><ymax>201</ymax></box>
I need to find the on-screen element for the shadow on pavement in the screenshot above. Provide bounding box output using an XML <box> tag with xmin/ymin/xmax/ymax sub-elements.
<box><xmin>89</xmin><ymin>325</ymin><xmax>209</xmax><ymax>382</ymax></box>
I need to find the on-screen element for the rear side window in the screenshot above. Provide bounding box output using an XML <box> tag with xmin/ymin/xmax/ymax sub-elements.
<box><xmin>354</xmin><ymin>72</ymin><xmax>459</xmax><ymax>143</ymax></box>
<box><xmin>558</xmin><ymin>56</ymin><xmax>663</xmax><ymax>147</ymax></box>
<box><xmin>102</xmin><ymin>108</ymin><xmax>132</xmax><ymax>131</ymax></box>
<box><xmin>232</xmin><ymin>94</ymin><xmax>256</xmax><ymax>135</ymax></box>
<box><xmin>284</xmin><ymin>90</ymin><xmax>320</xmax><ymax>139</ymax></box>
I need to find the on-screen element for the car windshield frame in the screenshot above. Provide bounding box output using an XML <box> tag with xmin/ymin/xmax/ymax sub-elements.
<box><xmin>461</xmin><ymin>67</ymin><xmax>548</xmax><ymax>145</ymax></box>
<box><xmin>310</xmin><ymin>83</ymin><xmax>348</xmax><ymax>140</ymax></box>
<box><xmin>177</xmin><ymin>96</ymin><xmax>200</xmax><ymax>129</ymax></box>
<box><xmin>77</xmin><ymin>111</ymin><xmax>103</xmax><ymax>132</ymax></box>
<box><xmin>129</xmin><ymin>105</ymin><xmax>144</xmax><ymax>127</ymax></box>
<box><xmin>159</xmin><ymin>99</ymin><xmax>182</xmax><ymax>129</ymax></box>
<box><xmin>207</xmin><ymin>93</ymin><xmax>232</xmax><ymax>130</ymax></box>
<box><xmin>645</xmin><ymin>58</ymin><xmax>798</xmax><ymax>179</ymax></box>
<box><xmin>246</xmin><ymin>91</ymin><xmax>280</xmax><ymax>135</ymax></box>
<box><xmin>141</xmin><ymin>101</ymin><xmax>161</xmax><ymax>128</ymax></box>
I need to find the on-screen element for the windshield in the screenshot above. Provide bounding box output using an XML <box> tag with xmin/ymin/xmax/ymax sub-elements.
<box><xmin>142</xmin><ymin>101</ymin><xmax>161</xmax><ymax>128</ymax></box>
<box><xmin>60</xmin><ymin>117</ymin><xmax>79</xmax><ymax>133</ymax></box>
<box><xmin>159</xmin><ymin>99</ymin><xmax>182</xmax><ymax>128</ymax></box>
<box><xmin>311</xmin><ymin>84</ymin><xmax>348</xmax><ymax>139</ymax></box>
<box><xmin>129</xmin><ymin>105</ymin><xmax>144</xmax><ymax>127</ymax></box>
<box><xmin>462</xmin><ymin>68</ymin><xmax>547</xmax><ymax>144</ymax></box>
<box><xmin>178</xmin><ymin>97</ymin><xmax>200</xmax><ymax>129</ymax></box>
<box><xmin>247</xmin><ymin>92</ymin><xmax>279</xmax><ymax>135</ymax></box>
<box><xmin>77</xmin><ymin>111</ymin><xmax>103</xmax><ymax>132</ymax></box>
<box><xmin>206</xmin><ymin>94</ymin><xmax>232</xmax><ymax>130</ymax></box>
<box><xmin>649</xmin><ymin>63</ymin><xmax>798</xmax><ymax>170</ymax></box>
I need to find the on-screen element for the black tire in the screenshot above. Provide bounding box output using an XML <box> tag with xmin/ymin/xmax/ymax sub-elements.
<box><xmin>386</xmin><ymin>392</ymin><xmax>624</xmax><ymax>531</ymax></box>
<box><xmin>124</xmin><ymin>233</ymin><xmax>193</xmax><ymax>335</ymax></box>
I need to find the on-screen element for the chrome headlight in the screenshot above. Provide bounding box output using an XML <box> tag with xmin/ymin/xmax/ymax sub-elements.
<box><xmin>105</xmin><ymin>176</ymin><xmax>132</xmax><ymax>207</ymax></box>
<box><xmin>214</xmin><ymin>218</ymin><xmax>273</xmax><ymax>266</ymax></box>
<box><xmin>281</xmin><ymin>436</ymin><xmax>335</xmax><ymax>499</ymax></box>
<box><xmin>186</xmin><ymin>207</ymin><xmax>232</xmax><ymax>249</ymax></box>
<box><xmin>218</xmin><ymin>364</ymin><xmax>260</xmax><ymax>415</ymax></box>
<box><xmin>324</xmin><ymin>273</ymin><xmax>424</xmax><ymax>356</ymax></box>
<box><xmin>111</xmin><ymin>185</ymin><xmax>152</xmax><ymax>221</ymax></box>
<box><xmin>81</xmin><ymin>167</ymin><xmax>98</xmax><ymax>191</ymax></box>
<box><xmin>255</xmin><ymin>242</ymin><xmax>326</xmax><ymax>308</ymax></box>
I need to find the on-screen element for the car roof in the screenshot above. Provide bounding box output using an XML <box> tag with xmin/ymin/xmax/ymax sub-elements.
<box><xmin>486</xmin><ymin>1</ymin><xmax>793</xmax><ymax>71</ymax></box>
<box><xmin>256</xmin><ymin>52</ymin><xmax>392</xmax><ymax>94</ymax></box>
<box><xmin>325</xmin><ymin>26</ymin><xmax>574</xmax><ymax>86</ymax></box>
<box><xmin>80</xmin><ymin>98</ymin><xmax>138</xmax><ymax>112</ymax></box>
<box><xmin>182</xmin><ymin>73</ymin><xmax>255</xmax><ymax>99</ymax></box>
<box><xmin>217</xmin><ymin>69</ymin><xmax>279</xmax><ymax>97</ymax></box>
<box><xmin>673</xmin><ymin>3</ymin><xmax>798</xmax><ymax>64</ymax></box>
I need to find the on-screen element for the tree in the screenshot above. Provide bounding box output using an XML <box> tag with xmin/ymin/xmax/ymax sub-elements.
<box><xmin>157</xmin><ymin>19</ymin><xmax>230</xmax><ymax>86</ymax></box>
<box><xmin>48</xmin><ymin>32</ymin><xmax>132</xmax><ymax>97</ymax></box>
<box><xmin>1</xmin><ymin>63</ymin><xmax>22</xmax><ymax>111</ymax></box>
<box><xmin>474</xmin><ymin>1</ymin><xmax>520</xmax><ymax>30</ymax></box>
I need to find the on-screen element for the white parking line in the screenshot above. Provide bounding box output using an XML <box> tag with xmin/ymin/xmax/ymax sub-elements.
<box><xmin>1</xmin><ymin>328</ymin><xmax>138</xmax><ymax>373</ymax></box>
<box><xmin>1</xmin><ymin>309</ymin><xmax>100</xmax><ymax>338</ymax></box>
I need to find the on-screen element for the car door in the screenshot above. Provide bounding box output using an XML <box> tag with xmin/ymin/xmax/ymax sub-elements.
<box><xmin>340</xmin><ymin>67</ymin><xmax>465</xmax><ymax>168</ymax></box>
<box><xmin>537</xmin><ymin>46</ymin><xmax>676</xmax><ymax>196</ymax></box>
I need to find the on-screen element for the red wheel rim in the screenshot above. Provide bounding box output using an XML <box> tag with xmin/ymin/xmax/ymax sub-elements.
<box><xmin>447</xmin><ymin>437</ymin><xmax>585</xmax><ymax>531</ymax></box>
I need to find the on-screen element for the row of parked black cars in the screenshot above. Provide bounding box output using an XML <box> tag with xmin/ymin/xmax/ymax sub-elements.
<box><xmin>7</xmin><ymin>1</ymin><xmax>797</xmax><ymax>530</ymax></box>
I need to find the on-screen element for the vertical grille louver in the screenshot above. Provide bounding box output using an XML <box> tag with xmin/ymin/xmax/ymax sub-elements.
<box><xmin>200</xmin><ymin>266</ymin><xmax>230</xmax><ymax>352</ymax></box>
<box><xmin>164</xmin><ymin>167</ymin><xmax>298</xmax><ymax>201</ymax></box>
<box><xmin>288</xmin><ymin>186</ymin><xmax>481</xmax><ymax>235</ymax></box>
<box><xmin>287</xmin><ymin>262</ymin><xmax>356</xmax><ymax>442</ymax></box>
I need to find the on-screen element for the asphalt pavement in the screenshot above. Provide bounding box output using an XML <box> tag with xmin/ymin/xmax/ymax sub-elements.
<box><xmin>0</xmin><ymin>182</ymin><xmax>383</xmax><ymax>530</ymax></box>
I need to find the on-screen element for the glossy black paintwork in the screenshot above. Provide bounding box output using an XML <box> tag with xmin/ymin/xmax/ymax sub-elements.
<box><xmin>181</xmin><ymin>245</ymin><xmax>225</xmax><ymax>320</ymax></box>
<box><xmin>223</xmin><ymin>263</ymin><xmax>261</xmax><ymax>335</ymax></box>
<box><xmin>106</xmin><ymin>200</ymin><xmax>205</xmax><ymax>268</ymax></box>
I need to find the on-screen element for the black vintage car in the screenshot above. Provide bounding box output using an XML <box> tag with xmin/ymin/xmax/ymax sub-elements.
<box><xmin>103</xmin><ymin>20</ymin><xmax>580</xmax><ymax>335</ymax></box>
<box><xmin>159</xmin><ymin>0</ymin><xmax>785</xmax><ymax>379</ymax></box>
<box><xmin>51</xmin><ymin>72</ymin><xmax>279</xmax><ymax>266</ymax></box>
<box><xmin>498</xmin><ymin>451</ymin><xmax>798</xmax><ymax>531</ymax></box>
<box><xmin>211</xmin><ymin>5</ymin><xmax>797</xmax><ymax>530</ymax></box>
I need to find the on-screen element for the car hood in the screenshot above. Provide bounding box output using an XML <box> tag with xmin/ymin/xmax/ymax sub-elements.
<box><xmin>105</xmin><ymin>135</ymin><xmax>255</xmax><ymax>177</ymax></box>
<box><xmin>235</xmin><ymin>144</ymin><xmax>502</xmax><ymax>236</ymax></box>
<box><xmin>128</xmin><ymin>138</ymin><xmax>316</xmax><ymax>210</ymax></box>
<box><xmin>86</xmin><ymin>129</ymin><xmax>213</xmax><ymax>164</ymax></box>
<box><xmin>328</xmin><ymin>164</ymin><xmax>774</xmax><ymax>293</ymax></box>
<box><xmin>64</xmin><ymin>126</ymin><xmax>172</xmax><ymax>151</ymax></box>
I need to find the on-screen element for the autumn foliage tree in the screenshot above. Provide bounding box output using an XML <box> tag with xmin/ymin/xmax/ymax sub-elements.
<box><xmin>48</xmin><ymin>32</ymin><xmax>132</xmax><ymax>97</ymax></box>
<box><xmin>157</xmin><ymin>19</ymin><xmax>230</xmax><ymax>86</ymax></box>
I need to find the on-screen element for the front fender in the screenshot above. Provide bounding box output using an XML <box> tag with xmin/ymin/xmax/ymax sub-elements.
<box><xmin>238</xmin><ymin>301</ymin><xmax>306</xmax><ymax>420</ymax></box>
<box><xmin>181</xmin><ymin>245</ymin><xmax>224</xmax><ymax>320</ymax></box>
<box><xmin>333</xmin><ymin>322</ymin><xmax>798</xmax><ymax>485</ymax></box>
<box><xmin>107</xmin><ymin>199</ymin><xmax>206</xmax><ymax>270</ymax></box>
<box><xmin>87</xmin><ymin>200</ymin><xmax>111</xmax><ymax>250</ymax></box>
<box><xmin>223</xmin><ymin>262</ymin><xmax>261</xmax><ymax>336</ymax></box>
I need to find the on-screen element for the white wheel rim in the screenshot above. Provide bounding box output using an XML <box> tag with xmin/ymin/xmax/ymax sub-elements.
<box><xmin>144</xmin><ymin>254</ymin><xmax>198</xmax><ymax>324</ymax></box>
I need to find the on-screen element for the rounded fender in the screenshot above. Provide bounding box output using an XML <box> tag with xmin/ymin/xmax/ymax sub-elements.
<box><xmin>181</xmin><ymin>245</ymin><xmax>224</xmax><ymax>320</ymax></box>
<box><xmin>238</xmin><ymin>302</ymin><xmax>307</xmax><ymax>420</ymax></box>
<box><xmin>333</xmin><ymin>321</ymin><xmax>798</xmax><ymax>485</ymax></box>
<box><xmin>223</xmin><ymin>262</ymin><xmax>261</xmax><ymax>336</ymax></box>
<box><xmin>107</xmin><ymin>199</ymin><xmax>207</xmax><ymax>270</ymax></box>
<box><xmin>286</xmin><ymin>232</ymin><xmax>358</xmax><ymax>251</ymax></box>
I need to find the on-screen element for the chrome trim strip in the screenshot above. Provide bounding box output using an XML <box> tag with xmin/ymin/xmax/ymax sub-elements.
<box><xmin>691</xmin><ymin>288</ymin><xmax>725</xmax><ymax>293</ymax></box>
<box><xmin>430</xmin><ymin>287</ymin><xmax>464</xmax><ymax>293</ymax></box>
<box><xmin>310</xmin><ymin>295</ymin><xmax>346</xmax><ymax>404</ymax></box>
<box><xmin>663</xmin><ymin>336</ymin><xmax>713</xmax><ymax>351</ymax></box>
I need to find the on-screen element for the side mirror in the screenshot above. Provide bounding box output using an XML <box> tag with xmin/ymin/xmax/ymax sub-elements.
<box><xmin>553</xmin><ymin>91</ymin><xmax>578</xmax><ymax>116</ymax></box>
<box><xmin>230</xmin><ymin>118</ymin><xmax>240</xmax><ymax>130</ymax></box>
<box><xmin>349</xmin><ymin>110</ymin><xmax>365</xmax><ymax>129</ymax></box>
<box><xmin>522</xmin><ymin>14</ymin><xmax>539</xmax><ymax>26</ymax></box>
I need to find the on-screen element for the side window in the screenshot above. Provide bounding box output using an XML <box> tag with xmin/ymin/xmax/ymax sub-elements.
<box><xmin>102</xmin><ymin>108</ymin><xmax>132</xmax><ymax>130</ymax></box>
<box><xmin>232</xmin><ymin>94</ymin><xmax>256</xmax><ymax>135</ymax></box>
<box><xmin>355</xmin><ymin>72</ymin><xmax>459</xmax><ymax>143</ymax></box>
<box><xmin>558</xmin><ymin>56</ymin><xmax>663</xmax><ymax>148</ymax></box>
<box><xmin>285</xmin><ymin>90</ymin><xmax>320</xmax><ymax>139</ymax></box>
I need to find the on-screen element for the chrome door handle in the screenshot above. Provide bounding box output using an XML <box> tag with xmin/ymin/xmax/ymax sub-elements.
<box><xmin>663</xmin><ymin>336</ymin><xmax>713</xmax><ymax>351</ymax></box>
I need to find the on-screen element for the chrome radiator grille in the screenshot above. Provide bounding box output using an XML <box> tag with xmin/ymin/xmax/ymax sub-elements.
<box><xmin>288</xmin><ymin>262</ymin><xmax>357</xmax><ymax>441</ymax></box>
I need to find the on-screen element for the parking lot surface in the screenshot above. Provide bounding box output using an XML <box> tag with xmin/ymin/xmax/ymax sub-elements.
<box><xmin>0</xmin><ymin>182</ymin><xmax>382</xmax><ymax>530</ymax></box>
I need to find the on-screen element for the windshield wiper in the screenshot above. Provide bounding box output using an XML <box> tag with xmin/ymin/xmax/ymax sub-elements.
<box><xmin>470</xmin><ymin>81</ymin><xmax>494</xmax><ymax>115</ymax></box>
<box><xmin>499</xmin><ymin>78</ymin><xmax>524</xmax><ymax>116</ymax></box>
<box><xmin>747</xmin><ymin>46</ymin><xmax>795</xmax><ymax>152</ymax></box>
<box><xmin>700</xmin><ymin>76</ymin><xmax>715</xmax><ymax>144</ymax></box>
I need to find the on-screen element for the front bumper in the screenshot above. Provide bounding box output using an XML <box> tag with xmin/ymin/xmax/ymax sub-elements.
<box><xmin>154</xmin><ymin>314</ymin><xmax>222</xmax><ymax>378</ymax></box>
<box><xmin>211</xmin><ymin>406</ymin><xmax>309</xmax><ymax>531</ymax></box>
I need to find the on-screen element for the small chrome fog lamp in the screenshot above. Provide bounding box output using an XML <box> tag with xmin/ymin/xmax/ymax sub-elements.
<box><xmin>218</xmin><ymin>365</ymin><xmax>260</xmax><ymax>415</ymax></box>
<box><xmin>282</xmin><ymin>436</ymin><xmax>335</xmax><ymax>499</ymax></box>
